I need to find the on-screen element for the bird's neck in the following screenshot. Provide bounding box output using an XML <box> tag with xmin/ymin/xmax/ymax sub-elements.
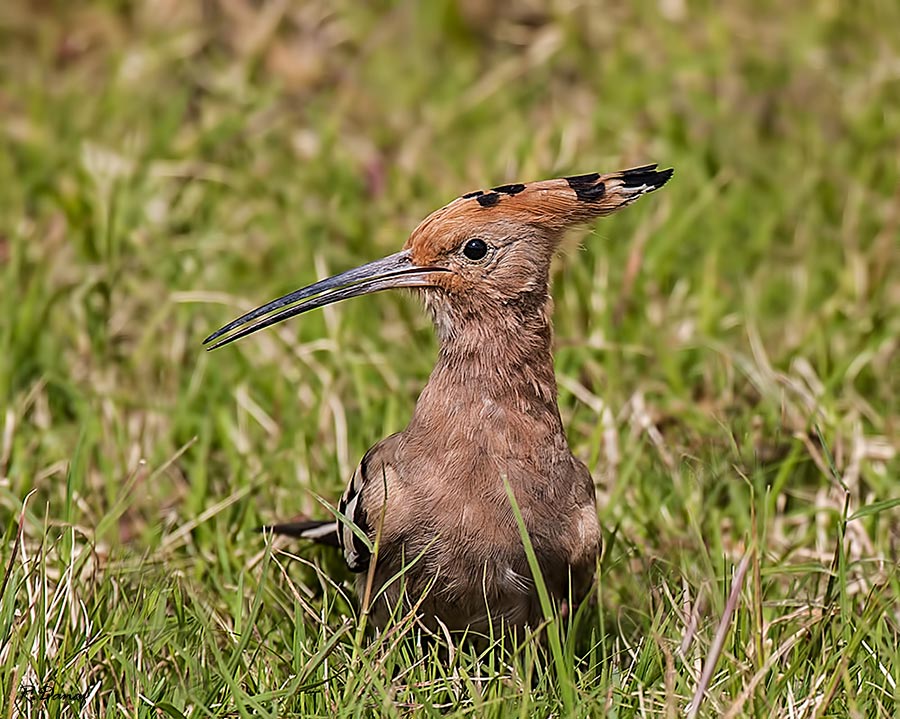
<box><xmin>408</xmin><ymin>289</ymin><xmax>565</xmax><ymax>438</ymax></box>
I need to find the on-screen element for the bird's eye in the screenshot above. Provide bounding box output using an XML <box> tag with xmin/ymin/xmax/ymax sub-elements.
<box><xmin>462</xmin><ymin>238</ymin><xmax>488</xmax><ymax>261</ymax></box>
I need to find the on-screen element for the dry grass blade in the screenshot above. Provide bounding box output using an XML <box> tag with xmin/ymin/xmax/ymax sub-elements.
<box><xmin>687</xmin><ymin>552</ymin><xmax>752</xmax><ymax>719</ymax></box>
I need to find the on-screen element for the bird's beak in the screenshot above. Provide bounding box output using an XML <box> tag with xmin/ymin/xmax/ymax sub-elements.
<box><xmin>203</xmin><ymin>250</ymin><xmax>448</xmax><ymax>350</ymax></box>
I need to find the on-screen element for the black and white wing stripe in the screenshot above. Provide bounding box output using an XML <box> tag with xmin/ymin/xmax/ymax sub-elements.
<box><xmin>264</xmin><ymin>442</ymin><xmax>393</xmax><ymax>574</ymax></box>
<box><xmin>338</xmin><ymin>450</ymin><xmax>373</xmax><ymax>573</ymax></box>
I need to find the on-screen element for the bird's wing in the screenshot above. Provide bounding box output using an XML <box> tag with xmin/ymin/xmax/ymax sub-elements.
<box><xmin>337</xmin><ymin>452</ymin><xmax>372</xmax><ymax>572</ymax></box>
<box><xmin>260</xmin><ymin>434</ymin><xmax>402</xmax><ymax>573</ymax></box>
<box><xmin>337</xmin><ymin>433</ymin><xmax>403</xmax><ymax>573</ymax></box>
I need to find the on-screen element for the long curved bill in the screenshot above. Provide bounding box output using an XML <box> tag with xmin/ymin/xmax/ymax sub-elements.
<box><xmin>203</xmin><ymin>250</ymin><xmax>448</xmax><ymax>350</ymax></box>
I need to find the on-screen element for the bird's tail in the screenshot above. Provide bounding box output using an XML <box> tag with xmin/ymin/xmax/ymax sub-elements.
<box><xmin>259</xmin><ymin>519</ymin><xmax>340</xmax><ymax>547</ymax></box>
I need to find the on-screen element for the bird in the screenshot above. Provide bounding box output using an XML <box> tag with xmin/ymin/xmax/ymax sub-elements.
<box><xmin>204</xmin><ymin>163</ymin><xmax>673</xmax><ymax>634</ymax></box>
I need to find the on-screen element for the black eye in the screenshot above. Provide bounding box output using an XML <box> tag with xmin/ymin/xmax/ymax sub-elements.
<box><xmin>463</xmin><ymin>238</ymin><xmax>488</xmax><ymax>261</ymax></box>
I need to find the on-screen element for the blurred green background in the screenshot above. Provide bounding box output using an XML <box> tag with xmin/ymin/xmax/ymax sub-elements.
<box><xmin>1</xmin><ymin>1</ymin><xmax>898</xmax><ymax>716</ymax></box>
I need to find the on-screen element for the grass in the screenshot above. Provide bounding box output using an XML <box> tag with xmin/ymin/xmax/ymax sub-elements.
<box><xmin>1</xmin><ymin>0</ymin><xmax>898</xmax><ymax>716</ymax></box>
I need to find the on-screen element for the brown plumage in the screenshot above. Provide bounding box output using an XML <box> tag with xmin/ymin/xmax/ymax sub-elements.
<box><xmin>204</xmin><ymin>164</ymin><xmax>673</xmax><ymax>633</ymax></box>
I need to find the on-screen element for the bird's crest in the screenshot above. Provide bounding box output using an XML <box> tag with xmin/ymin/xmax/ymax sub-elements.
<box><xmin>416</xmin><ymin>164</ymin><xmax>673</xmax><ymax>237</ymax></box>
<box><xmin>204</xmin><ymin>163</ymin><xmax>672</xmax><ymax>350</ymax></box>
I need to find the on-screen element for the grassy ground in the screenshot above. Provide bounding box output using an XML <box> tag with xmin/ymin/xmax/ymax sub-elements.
<box><xmin>1</xmin><ymin>0</ymin><xmax>898</xmax><ymax>716</ymax></box>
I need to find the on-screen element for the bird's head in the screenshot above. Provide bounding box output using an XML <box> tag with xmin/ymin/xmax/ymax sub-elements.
<box><xmin>203</xmin><ymin>165</ymin><xmax>672</xmax><ymax>350</ymax></box>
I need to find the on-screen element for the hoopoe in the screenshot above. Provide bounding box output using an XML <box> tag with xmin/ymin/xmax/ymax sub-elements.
<box><xmin>205</xmin><ymin>164</ymin><xmax>673</xmax><ymax>632</ymax></box>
